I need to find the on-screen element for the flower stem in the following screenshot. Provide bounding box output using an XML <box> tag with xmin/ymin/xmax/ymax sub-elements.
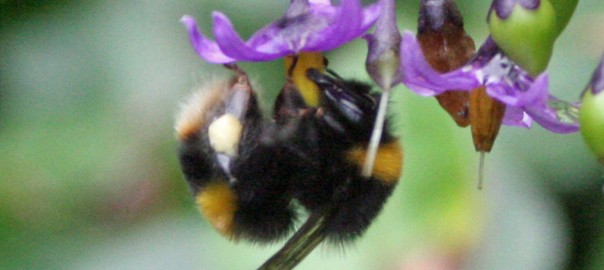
<box><xmin>257</xmin><ymin>211</ymin><xmax>328</xmax><ymax>270</ymax></box>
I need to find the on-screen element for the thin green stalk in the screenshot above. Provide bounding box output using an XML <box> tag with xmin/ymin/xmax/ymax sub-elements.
<box><xmin>258</xmin><ymin>211</ymin><xmax>329</xmax><ymax>270</ymax></box>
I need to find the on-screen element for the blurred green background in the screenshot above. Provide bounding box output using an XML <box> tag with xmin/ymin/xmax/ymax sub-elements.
<box><xmin>1</xmin><ymin>0</ymin><xmax>603</xmax><ymax>269</ymax></box>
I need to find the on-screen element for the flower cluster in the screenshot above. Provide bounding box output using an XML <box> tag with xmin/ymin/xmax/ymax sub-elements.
<box><xmin>401</xmin><ymin>32</ymin><xmax>579</xmax><ymax>133</ymax></box>
<box><xmin>182</xmin><ymin>0</ymin><xmax>580</xmax><ymax>134</ymax></box>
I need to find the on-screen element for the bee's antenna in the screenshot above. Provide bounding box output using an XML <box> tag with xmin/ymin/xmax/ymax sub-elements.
<box><xmin>224</xmin><ymin>63</ymin><xmax>245</xmax><ymax>76</ymax></box>
<box><xmin>326</xmin><ymin>68</ymin><xmax>344</xmax><ymax>81</ymax></box>
<box><xmin>223</xmin><ymin>63</ymin><xmax>250</xmax><ymax>85</ymax></box>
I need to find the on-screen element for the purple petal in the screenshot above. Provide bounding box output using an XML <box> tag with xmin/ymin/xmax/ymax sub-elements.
<box><xmin>243</xmin><ymin>0</ymin><xmax>371</xmax><ymax>54</ymax></box>
<box><xmin>306</xmin><ymin>0</ymin><xmax>364</xmax><ymax>51</ymax></box>
<box><xmin>361</xmin><ymin>2</ymin><xmax>382</xmax><ymax>31</ymax></box>
<box><xmin>180</xmin><ymin>15</ymin><xmax>235</xmax><ymax>64</ymax></box>
<box><xmin>246</xmin><ymin>23</ymin><xmax>308</xmax><ymax>55</ymax></box>
<box><xmin>288</xmin><ymin>0</ymin><xmax>311</xmax><ymax>16</ymax></box>
<box><xmin>502</xmin><ymin>106</ymin><xmax>533</xmax><ymax>128</ymax></box>
<box><xmin>330</xmin><ymin>0</ymin><xmax>362</xmax><ymax>42</ymax></box>
<box><xmin>524</xmin><ymin>107</ymin><xmax>580</xmax><ymax>133</ymax></box>
<box><xmin>247</xmin><ymin>0</ymin><xmax>370</xmax><ymax>53</ymax></box>
<box><xmin>183</xmin><ymin>0</ymin><xmax>377</xmax><ymax>63</ymax></box>
<box><xmin>487</xmin><ymin>73</ymin><xmax>549</xmax><ymax>107</ymax></box>
<box><xmin>523</xmin><ymin>96</ymin><xmax>580</xmax><ymax>133</ymax></box>
<box><xmin>400</xmin><ymin>31</ymin><xmax>479</xmax><ymax>96</ymax></box>
<box><xmin>212</xmin><ymin>12</ymin><xmax>288</xmax><ymax>61</ymax></box>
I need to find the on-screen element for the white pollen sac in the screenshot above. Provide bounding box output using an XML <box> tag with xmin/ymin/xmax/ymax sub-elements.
<box><xmin>208</xmin><ymin>114</ymin><xmax>243</xmax><ymax>156</ymax></box>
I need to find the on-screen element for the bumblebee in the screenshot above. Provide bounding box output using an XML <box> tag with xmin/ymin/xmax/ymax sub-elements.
<box><xmin>175</xmin><ymin>64</ymin><xmax>403</xmax><ymax>244</ymax></box>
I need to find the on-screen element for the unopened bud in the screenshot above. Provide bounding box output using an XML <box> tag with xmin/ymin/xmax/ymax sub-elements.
<box><xmin>580</xmin><ymin>55</ymin><xmax>604</xmax><ymax>164</ymax></box>
<box><xmin>417</xmin><ymin>0</ymin><xmax>475</xmax><ymax>127</ymax></box>
<box><xmin>488</xmin><ymin>0</ymin><xmax>557</xmax><ymax>75</ymax></box>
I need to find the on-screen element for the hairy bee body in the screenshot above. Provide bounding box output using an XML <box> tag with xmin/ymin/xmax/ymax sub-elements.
<box><xmin>176</xmin><ymin>74</ymin><xmax>297</xmax><ymax>242</ymax></box>
<box><xmin>176</xmin><ymin>67</ymin><xmax>402</xmax><ymax>244</ymax></box>
<box><xmin>281</xmin><ymin>70</ymin><xmax>402</xmax><ymax>241</ymax></box>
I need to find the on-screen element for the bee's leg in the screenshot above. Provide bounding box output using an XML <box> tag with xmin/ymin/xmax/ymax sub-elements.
<box><xmin>220</xmin><ymin>77</ymin><xmax>299</xmax><ymax>243</ymax></box>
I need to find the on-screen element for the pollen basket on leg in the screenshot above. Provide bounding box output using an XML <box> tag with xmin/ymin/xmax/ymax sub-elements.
<box><xmin>175</xmin><ymin>79</ymin><xmax>231</xmax><ymax>140</ymax></box>
<box><xmin>196</xmin><ymin>181</ymin><xmax>238</xmax><ymax>239</ymax></box>
<box><xmin>208</xmin><ymin>114</ymin><xmax>243</xmax><ymax>156</ymax></box>
<box><xmin>346</xmin><ymin>140</ymin><xmax>403</xmax><ymax>183</ymax></box>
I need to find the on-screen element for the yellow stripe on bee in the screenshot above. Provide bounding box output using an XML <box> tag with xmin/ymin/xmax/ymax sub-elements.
<box><xmin>195</xmin><ymin>181</ymin><xmax>238</xmax><ymax>239</ymax></box>
<box><xmin>285</xmin><ymin>52</ymin><xmax>326</xmax><ymax>107</ymax></box>
<box><xmin>346</xmin><ymin>141</ymin><xmax>403</xmax><ymax>183</ymax></box>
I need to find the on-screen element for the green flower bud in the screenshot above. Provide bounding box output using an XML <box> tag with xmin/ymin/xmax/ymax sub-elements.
<box><xmin>580</xmin><ymin>90</ymin><xmax>604</xmax><ymax>164</ymax></box>
<box><xmin>580</xmin><ymin>56</ymin><xmax>604</xmax><ymax>164</ymax></box>
<box><xmin>488</xmin><ymin>0</ymin><xmax>558</xmax><ymax>76</ymax></box>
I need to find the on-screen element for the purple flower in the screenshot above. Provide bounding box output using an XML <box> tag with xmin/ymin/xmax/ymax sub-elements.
<box><xmin>181</xmin><ymin>0</ymin><xmax>381</xmax><ymax>63</ymax></box>
<box><xmin>400</xmin><ymin>31</ymin><xmax>579</xmax><ymax>133</ymax></box>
